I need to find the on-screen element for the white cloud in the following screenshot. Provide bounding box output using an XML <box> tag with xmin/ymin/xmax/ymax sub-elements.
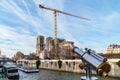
<box><xmin>0</xmin><ymin>0</ymin><xmax>66</xmax><ymax>58</ymax></box>
<box><xmin>0</xmin><ymin>24</ymin><xmax>36</xmax><ymax>58</ymax></box>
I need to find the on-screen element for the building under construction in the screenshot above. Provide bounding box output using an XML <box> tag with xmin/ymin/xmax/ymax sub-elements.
<box><xmin>38</xmin><ymin>4</ymin><xmax>89</xmax><ymax>59</ymax></box>
<box><xmin>59</xmin><ymin>41</ymin><xmax>76</xmax><ymax>59</ymax></box>
<box><xmin>36</xmin><ymin>36</ymin><xmax>45</xmax><ymax>57</ymax></box>
<box><xmin>36</xmin><ymin>35</ymin><xmax>76</xmax><ymax>59</ymax></box>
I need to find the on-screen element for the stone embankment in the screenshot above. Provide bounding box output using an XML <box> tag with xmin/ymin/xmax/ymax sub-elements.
<box><xmin>17</xmin><ymin>59</ymin><xmax>120</xmax><ymax>77</ymax></box>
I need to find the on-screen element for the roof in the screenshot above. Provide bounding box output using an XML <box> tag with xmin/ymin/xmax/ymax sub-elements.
<box><xmin>99</xmin><ymin>53</ymin><xmax>120</xmax><ymax>59</ymax></box>
<box><xmin>3</xmin><ymin>62</ymin><xmax>17</xmax><ymax>68</ymax></box>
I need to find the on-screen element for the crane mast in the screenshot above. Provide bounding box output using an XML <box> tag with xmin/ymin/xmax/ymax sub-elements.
<box><xmin>54</xmin><ymin>10</ymin><xmax>58</xmax><ymax>58</ymax></box>
<box><xmin>39</xmin><ymin>4</ymin><xmax>90</xmax><ymax>59</ymax></box>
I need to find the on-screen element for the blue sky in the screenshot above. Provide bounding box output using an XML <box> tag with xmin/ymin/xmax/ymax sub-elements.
<box><xmin>0</xmin><ymin>0</ymin><xmax>120</xmax><ymax>58</ymax></box>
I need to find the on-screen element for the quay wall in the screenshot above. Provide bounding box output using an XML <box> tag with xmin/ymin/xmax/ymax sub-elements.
<box><xmin>17</xmin><ymin>59</ymin><xmax>120</xmax><ymax>77</ymax></box>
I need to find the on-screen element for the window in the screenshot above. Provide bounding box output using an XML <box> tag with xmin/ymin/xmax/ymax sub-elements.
<box><xmin>8</xmin><ymin>69</ymin><xmax>18</xmax><ymax>73</ymax></box>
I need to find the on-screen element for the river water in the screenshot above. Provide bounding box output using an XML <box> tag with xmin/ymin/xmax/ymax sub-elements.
<box><xmin>19</xmin><ymin>69</ymin><xmax>81</xmax><ymax>80</ymax></box>
<box><xmin>19</xmin><ymin>69</ymin><xmax>120</xmax><ymax>80</ymax></box>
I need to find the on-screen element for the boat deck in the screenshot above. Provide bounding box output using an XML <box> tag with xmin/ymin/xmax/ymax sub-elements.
<box><xmin>18</xmin><ymin>67</ymin><xmax>39</xmax><ymax>73</ymax></box>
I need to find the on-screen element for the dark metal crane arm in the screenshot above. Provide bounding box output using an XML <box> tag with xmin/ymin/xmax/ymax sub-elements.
<box><xmin>39</xmin><ymin>4</ymin><xmax>90</xmax><ymax>21</ymax></box>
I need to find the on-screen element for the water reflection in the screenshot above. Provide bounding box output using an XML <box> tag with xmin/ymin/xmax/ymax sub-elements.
<box><xmin>18</xmin><ymin>69</ymin><xmax>120</xmax><ymax>80</ymax></box>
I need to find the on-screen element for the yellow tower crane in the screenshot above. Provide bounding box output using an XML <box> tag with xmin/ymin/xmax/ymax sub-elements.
<box><xmin>39</xmin><ymin>4</ymin><xmax>90</xmax><ymax>59</ymax></box>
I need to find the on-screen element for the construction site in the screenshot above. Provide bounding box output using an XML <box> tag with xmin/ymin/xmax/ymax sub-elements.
<box><xmin>36</xmin><ymin>5</ymin><xmax>90</xmax><ymax>59</ymax></box>
<box><xmin>36</xmin><ymin>35</ymin><xmax>77</xmax><ymax>59</ymax></box>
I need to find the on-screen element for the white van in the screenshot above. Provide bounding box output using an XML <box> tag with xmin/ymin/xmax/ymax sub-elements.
<box><xmin>3</xmin><ymin>62</ymin><xmax>19</xmax><ymax>79</ymax></box>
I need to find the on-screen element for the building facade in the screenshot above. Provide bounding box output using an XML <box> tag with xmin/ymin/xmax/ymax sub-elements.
<box><xmin>46</xmin><ymin>37</ymin><xmax>54</xmax><ymax>52</ymax></box>
<box><xmin>36</xmin><ymin>36</ymin><xmax>45</xmax><ymax>57</ymax></box>
<box><xmin>107</xmin><ymin>44</ymin><xmax>120</xmax><ymax>54</ymax></box>
<box><xmin>36</xmin><ymin>36</ymin><xmax>77</xmax><ymax>59</ymax></box>
<box><xmin>59</xmin><ymin>41</ymin><xmax>75</xmax><ymax>59</ymax></box>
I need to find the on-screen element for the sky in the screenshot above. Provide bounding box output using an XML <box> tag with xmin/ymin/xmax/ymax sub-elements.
<box><xmin>0</xmin><ymin>0</ymin><xmax>120</xmax><ymax>58</ymax></box>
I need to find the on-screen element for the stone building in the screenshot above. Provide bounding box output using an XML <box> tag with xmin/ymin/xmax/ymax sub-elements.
<box><xmin>45</xmin><ymin>37</ymin><xmax>65</xmax><ymax>59</ymax></box>
<box><xmin>46</xmin><ymin>37</ymin><xmax>54</xmax><ymax>58</ymax></box>
<box><xmin>36</xmin><ymin>36</ymin><xmax>45</xmax><ymax>57</ymax></box>
<box><xmin>36</xmin><ymin>35</ymin><xmax>77</xmax><ymax>59</ymax></box>
<box><xmin>107</xmin><ymin>44</ymin><xmax>120</xmax><ymax>54</ymax></box>
<box><xmin>59</xmin><ymin>41</ymin><xmax>75</xmax><ymax>59</ymax></box>
<box><xmin>12</xmin><ymin>51</ymin><xmax>25</xmax><ymax>61</ymax></box>
<box><xmin>46</xmin><ymin>37</ymin><xmax>54</xmax><ymax>53</ymax></box>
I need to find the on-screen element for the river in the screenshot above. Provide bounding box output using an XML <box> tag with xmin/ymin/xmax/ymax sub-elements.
<box><xmin>19</xmin><ymin>69</ymin><xmax>81</xmax><ymax>80</ymax></box>
<box><xmin>18</xmin><ymin>69</ymin><xmax>120</xmax><ymax>80</ymax></box>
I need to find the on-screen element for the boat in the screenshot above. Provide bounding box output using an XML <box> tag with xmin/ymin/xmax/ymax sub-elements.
<box><xmin>18</xmin><ymin>66</ymin><xmax>39</xmax><ymax>73</ymax></box>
